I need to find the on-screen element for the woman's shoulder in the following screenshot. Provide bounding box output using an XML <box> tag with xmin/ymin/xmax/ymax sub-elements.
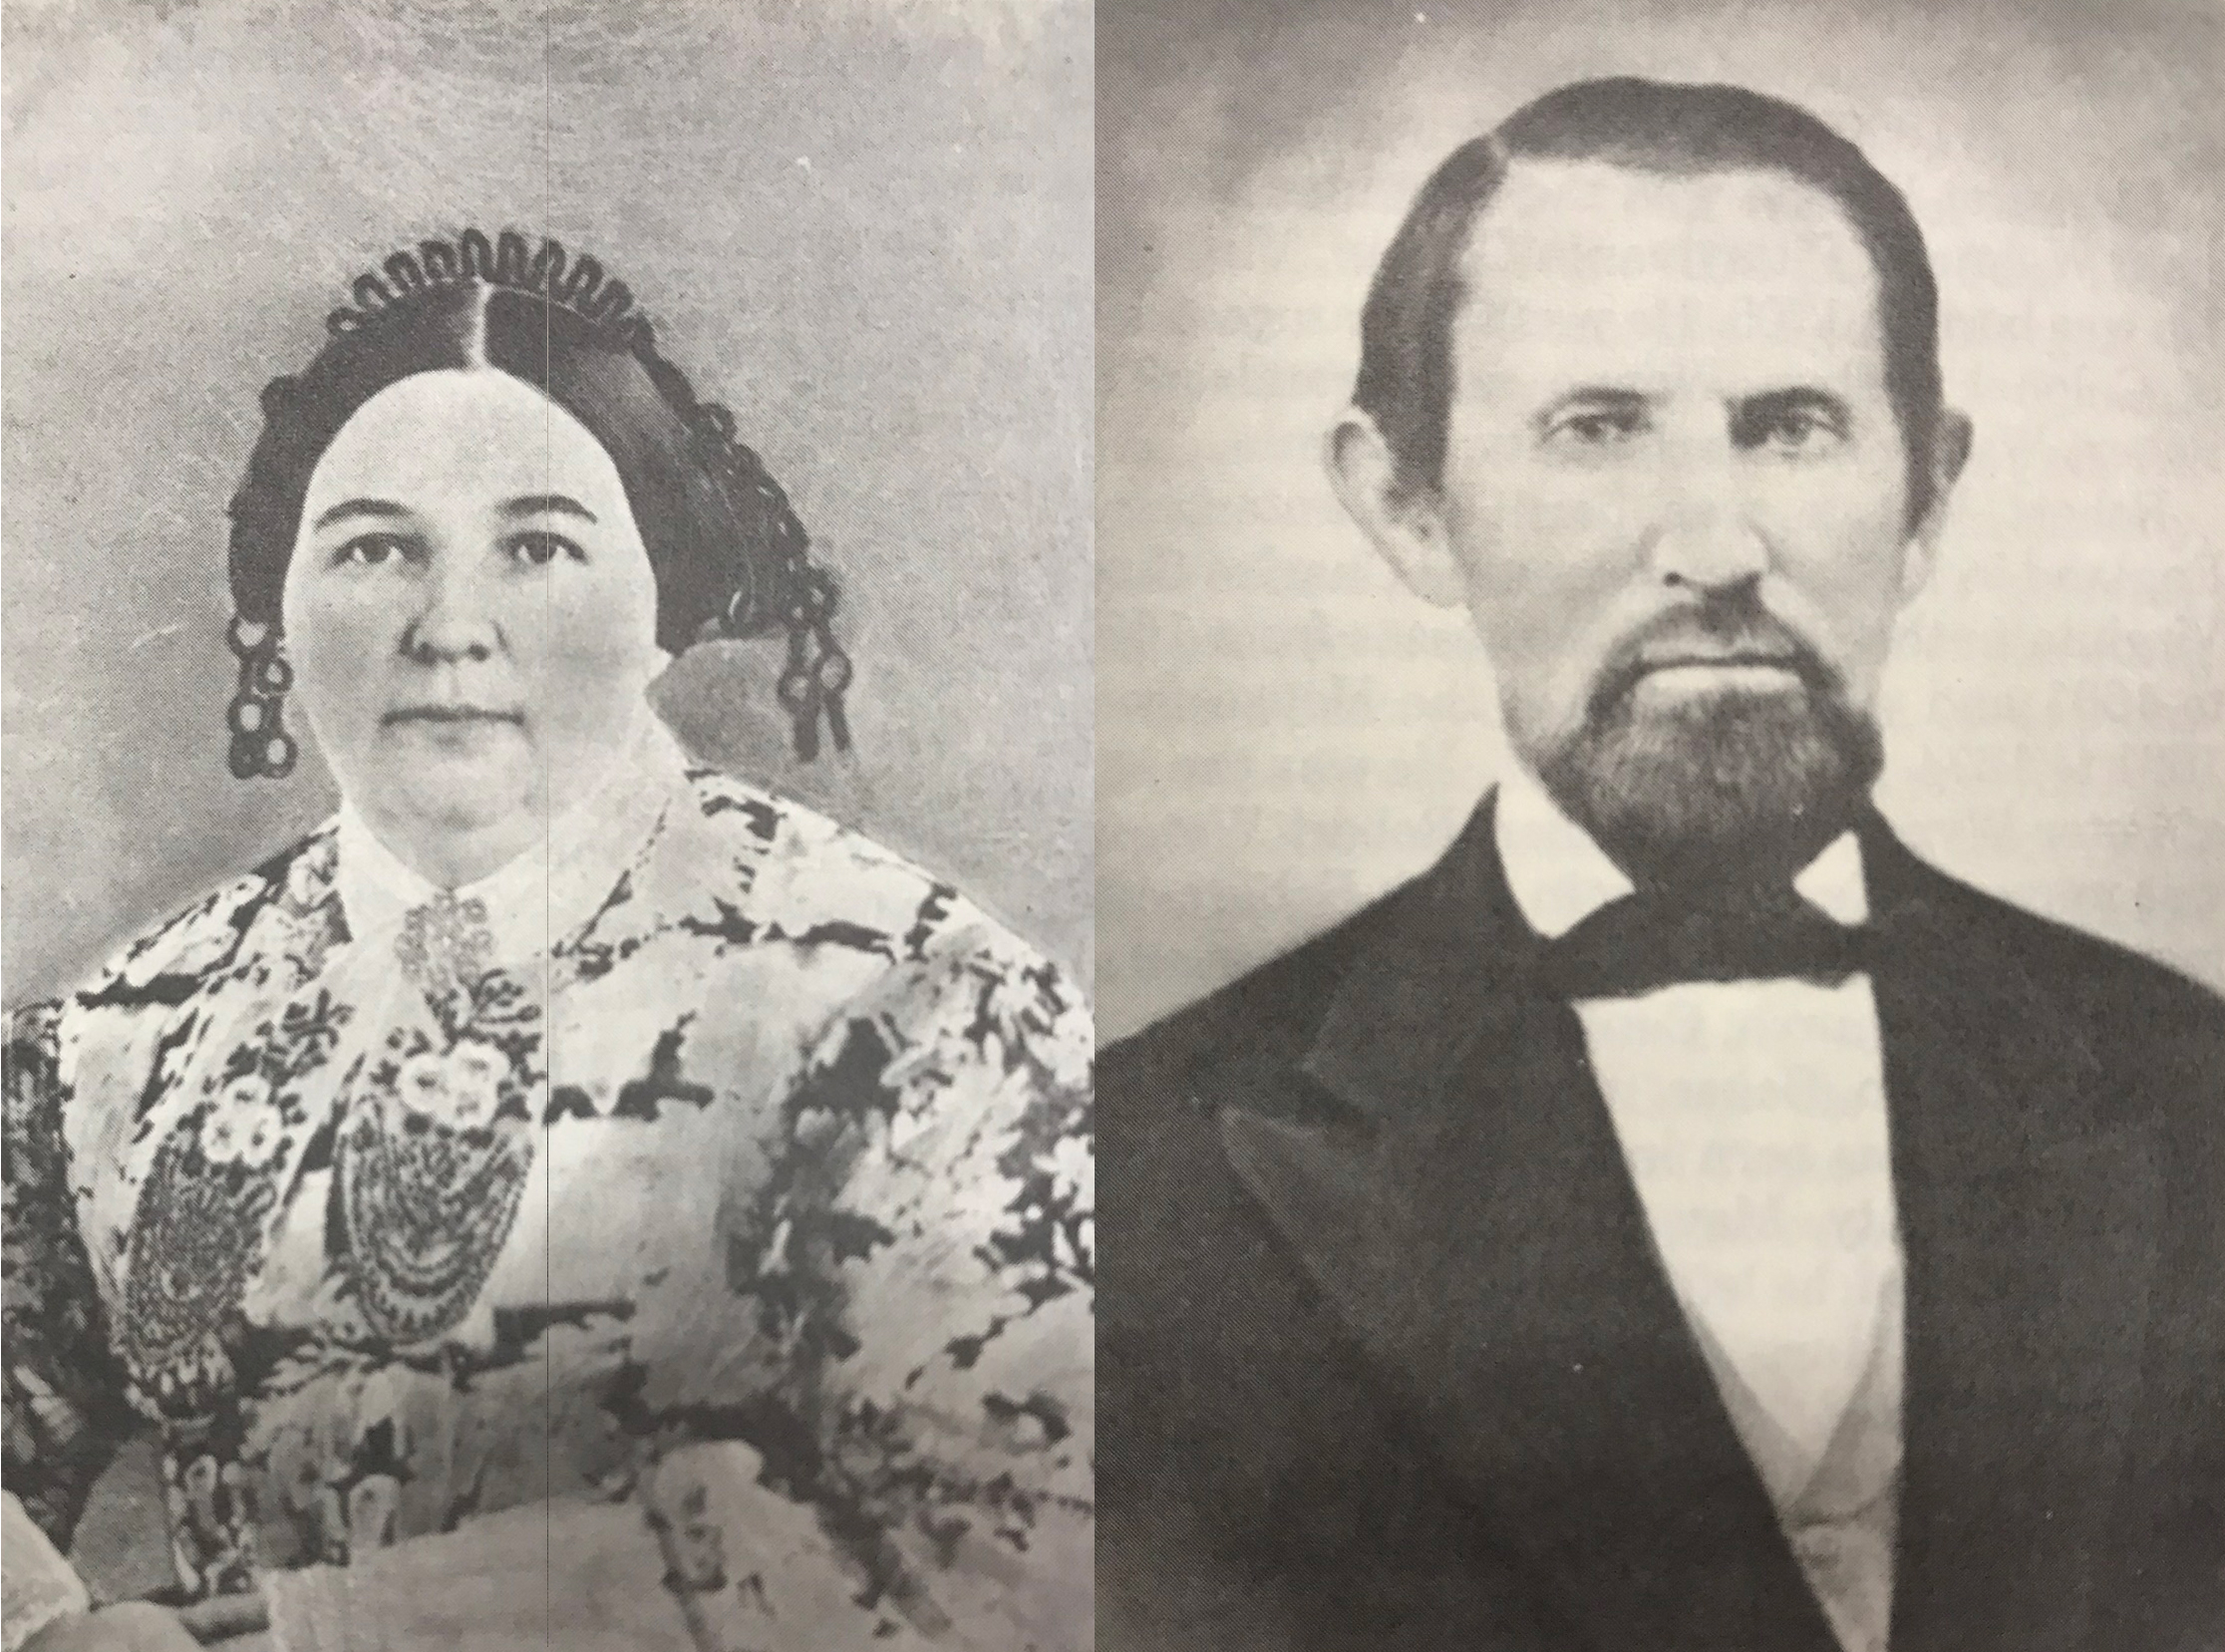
<box><xmin>678</xmin><ymin>766</ymin><xmax>1042</xmax><ymax>964</ymax></box>
<box><xmin>59</xmin><ymin>826</ymin><xmax>341</xmax><ymax>1020</ymax></box>
<box><xmin>672</xmin><ymin>767</ymin><xmax>1091</xmax><ymax>1073</ymax></box>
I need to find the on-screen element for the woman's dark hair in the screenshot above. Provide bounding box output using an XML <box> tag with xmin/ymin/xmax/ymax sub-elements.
<box><xmin>224</xmin><ymin>229</ymin><xmax>850</xmax><ymax>778</ymax></box>
<box><xmin>1354</xmin><ymin>79</ymin><xmax>1945</xmax><ymax>523</ymax></box>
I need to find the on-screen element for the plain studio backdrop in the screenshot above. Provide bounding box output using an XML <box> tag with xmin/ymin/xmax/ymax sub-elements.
<box><xmin>0</xmin><ymin>0</ymin><xmax>1093</xmax><ymax>1002</ymax></box>
<box><xmin>1099</xmin><ymin>0</ymin><xmax>2223</xmax><ymax>1041</ymax></box>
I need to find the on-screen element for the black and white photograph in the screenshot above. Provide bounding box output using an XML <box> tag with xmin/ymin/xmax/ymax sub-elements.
<box><xmin>1100</xmin><ymin>3</ymin><xmax>2223</xmax><ymax>1649</ymax></box>
<box><xmin>9</xmin><ymin>1</ymin><xmax>2224</xmax><ymax>1648</ymax></box>
<box><xmin>2</xmin><ymin>5</ymin><xmax>1093</xmax><ymax>1649</ymax></box>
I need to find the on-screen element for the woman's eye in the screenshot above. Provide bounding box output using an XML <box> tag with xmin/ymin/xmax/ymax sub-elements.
<box><xmin>332</xmin><ymin>533</ymin><xmax>410</xmax><ymax>568</ymax></box>
<box><xmin>505</xmin><ymin>531</ymin><xmax>586</xmax><ymax>568</ymax></box>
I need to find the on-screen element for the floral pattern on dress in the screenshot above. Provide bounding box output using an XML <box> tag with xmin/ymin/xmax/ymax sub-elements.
<box><xmin>122</xmin><ymin>988</ymin><xmax>354</xmax><ymax>1418</ymax></box>
<box><xmin>3</xmin><ymin>760</ymin><xmax>1093</xmax><ymax>1649</ymax></box>
<box><xmin>2</xmin><ymin>1006</ymin><xmax>135</xmax><ymax>1552</ymax></box>
<box><xmin>335</xmin><ymin>971</ymin><xmax>547</xmax><ymax>1349</ymax></box>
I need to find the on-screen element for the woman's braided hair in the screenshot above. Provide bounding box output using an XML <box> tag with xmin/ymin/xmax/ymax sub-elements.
<box><xmin>224</xmin><ymin>228</ymin><xmax>851</xmax><ymax>779</ymax></box>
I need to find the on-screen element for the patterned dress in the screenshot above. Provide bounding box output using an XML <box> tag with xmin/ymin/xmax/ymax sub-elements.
<box><xmin>1</xmin><ymin>721</ymin><xmax>1093</xmax><ymax>1651</ymax></box>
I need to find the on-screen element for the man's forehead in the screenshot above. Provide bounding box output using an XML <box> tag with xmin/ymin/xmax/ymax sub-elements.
<box><xmin>1453</xmin><ymin>159</ymin><xmax>1889</xmax><ymax>396</ymax></box>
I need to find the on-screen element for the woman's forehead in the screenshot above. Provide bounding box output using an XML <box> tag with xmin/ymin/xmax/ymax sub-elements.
<box><xmin>301</xmin><ymin>368</ymin><xmax>633</xmax><ymax>520</ymax></box>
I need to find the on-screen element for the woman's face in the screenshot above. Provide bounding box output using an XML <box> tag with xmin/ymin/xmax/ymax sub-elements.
<box><xmin>284</xmin><ymin>369</ymin><xmax>664</xmax><ymax>874</ymax></box>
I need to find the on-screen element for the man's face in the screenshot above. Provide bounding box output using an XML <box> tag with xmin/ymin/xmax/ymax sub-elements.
<box><xmin>1430</xmin><ymin>160</ymin><xmax>1945</xmax><ymax>881</ymax></box>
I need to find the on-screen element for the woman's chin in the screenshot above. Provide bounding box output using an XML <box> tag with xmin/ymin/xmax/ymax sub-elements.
<box><xmin>355</xmin><ymin>752</ymin><xmax>542</xmax><ymax>839</ymax></box>
<box><xmin>378</xmin><ymin>717</ymin><xmax>530</xmax><ymax>763</ymax></box>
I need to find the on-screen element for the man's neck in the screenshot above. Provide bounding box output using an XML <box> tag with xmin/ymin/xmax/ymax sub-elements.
<box><xmin>1495</xmin><ymin>762</ymin><xmax>1868</xmax><ymax>939</ymax></box>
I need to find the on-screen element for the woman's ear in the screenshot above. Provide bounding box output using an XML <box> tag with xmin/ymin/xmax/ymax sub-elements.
<box><xmin>1324</xmin><ymin>410</ymin><xmax>1467</xmax><ymax>608</ymax></box>
<box><xmin>1898</xmin><ymin>407</ymin><xmax>1974</xmax><ymax>606</ymax></box>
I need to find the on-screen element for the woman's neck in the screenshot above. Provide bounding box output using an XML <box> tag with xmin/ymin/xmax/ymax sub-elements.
<box><xmin>355</xmin><ymin>806</ymin><xmax>547</xmax><ymax>893</ymax></box>
<box><xmin>343</xmin><ymin>712</ymin><xmax>673</xmax><ymax>894</ymax></box>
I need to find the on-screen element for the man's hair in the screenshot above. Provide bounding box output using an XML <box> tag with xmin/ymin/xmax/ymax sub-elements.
<box><xmin>1354</xmin><ymin>78</ymin><xmax>1945</xmax><ymax>521</ymax></box>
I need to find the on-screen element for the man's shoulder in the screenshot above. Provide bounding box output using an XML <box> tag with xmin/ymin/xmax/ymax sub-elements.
<box><xmin>1903</xmin><ymin>850</ymin><xmax>2223</xmax><ymax>1021</ymax></box>
<box><xmin>1888</xmin><ymin>845</ymin><xmax>2225</xmax><ymax>1102</ymax></box>
<box><xmin>1107</xmin><ymin>833</ymin><xmax>2225</xmax><ymax>1097</ymax></box>
<box><xmin>1103</xmin><ymin>889</ymin><xmax>1403</xmax><ymax>1095</ymax></box>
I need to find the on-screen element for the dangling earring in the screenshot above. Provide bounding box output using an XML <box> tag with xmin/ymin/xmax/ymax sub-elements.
<box><xmin>225</xmin><ymin>615</ymin><xmax>299</xmax><ymax>780</ymax></box>
<box><xmin>773</xmin><ymin>567</ymin><xmax>852</xmax><ymax>762</ymax></box>
<box><xmin>687</xmin><ymin>403</ymin><xmax>854</xmax><ymax>763</ymax></box>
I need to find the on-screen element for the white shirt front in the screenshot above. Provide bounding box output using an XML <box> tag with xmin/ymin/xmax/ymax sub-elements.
<box><xmin>1495</xmin><ymin>766</ymin><xmax>1902</xmax><ymax>1650</ymax></box>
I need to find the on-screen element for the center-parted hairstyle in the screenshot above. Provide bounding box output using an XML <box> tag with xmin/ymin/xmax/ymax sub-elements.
<box><xmin>223</xmin><ymin>229</ymin><xmax>851</xmax><ymax>779</ymax></box>
<box><xmin>1355</xmin><ymin>79</ymin><xmax>1945</xmax><ymax>521</ymax></box>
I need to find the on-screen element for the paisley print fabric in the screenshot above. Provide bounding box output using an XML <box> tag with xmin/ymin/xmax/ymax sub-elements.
<box><xmin>1</xmin><ymin>726</ymin><xmax>1093</xmax><ymax>1649</ymax></box>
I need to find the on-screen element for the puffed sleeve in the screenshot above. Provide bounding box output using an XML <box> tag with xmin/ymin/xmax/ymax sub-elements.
<box><xmin>4</xmin><ymin>1003</ymin><xmax>136</xmax><ymax>1641</ymax></box>
<box><xmin>741</xmin><ymin>909</ymin><xmax>1095</xmax><ymax>1650</ymax></box>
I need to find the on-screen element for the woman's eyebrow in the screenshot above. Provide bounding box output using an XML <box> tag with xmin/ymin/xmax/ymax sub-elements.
<box><xmin>311</xmin><ymin>497</ymin><xmax>412</xmax><ymax>532</ymax></box>
<box><xmin>499</xmin><ymin>494</ymin><xmax>598</xmax><ymax>522</ymax></box>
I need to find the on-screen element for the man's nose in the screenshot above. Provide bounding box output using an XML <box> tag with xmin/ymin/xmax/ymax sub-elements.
<box><xmin>400</xmin><ymin>566</ymin><xmax>500</xmax><ymax>663</ymax></box>
<box><xmin>1644</xmin><ymin>453</ymin><xmax>1771</xmax><ymax>592</ymax></box>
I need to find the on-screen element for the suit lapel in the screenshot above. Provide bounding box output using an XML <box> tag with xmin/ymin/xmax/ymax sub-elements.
<box><xmin>1864</xmin><ymin>826</ymin><xmax>2162</xmax><ymax>1652</ymax></box>
<box><xmin>1205</xmin><ymin>803</ymin><xmax>1842</xmax><ymax>1652</ymax></box>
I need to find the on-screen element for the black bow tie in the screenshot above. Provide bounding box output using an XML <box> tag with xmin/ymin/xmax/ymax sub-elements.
<box><xmin>1536</xmin><ymin>886</ymin><xmax>1870</xmax><ymax>1000</ymax></box>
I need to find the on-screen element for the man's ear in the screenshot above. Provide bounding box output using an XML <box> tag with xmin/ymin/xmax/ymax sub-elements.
<box><xmin>1897</xmin><ymin>407</ymin><xmax>1973</xmax><ymax>605</ymax></box>
<box><xmin>1325</xmin><ymin>409</ymin><xmax>1467</xmax><ymax>609</ymax></box>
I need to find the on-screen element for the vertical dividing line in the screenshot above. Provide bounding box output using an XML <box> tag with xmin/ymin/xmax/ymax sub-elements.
<box><xmin>541</xmin><ymin>6</ymin><xmax>557</xmax><ymax>1648</ymax></box>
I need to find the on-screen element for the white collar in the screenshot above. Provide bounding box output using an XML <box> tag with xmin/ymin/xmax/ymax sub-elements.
<box><xmin>1493</xmin><ymin>761</ymin><xmax>1869</xmax><ymax>940</ymax></box>
<box><xmin>333</xmin><ymin>711</ymin><xmax>695</xmax><ymax>963</ymax></box>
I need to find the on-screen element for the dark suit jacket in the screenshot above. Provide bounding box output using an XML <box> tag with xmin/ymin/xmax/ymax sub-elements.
<box><xmin>1101</xmin><ymin>801</ymin><xmax>2225</xmax><ymax>1651</ymax></box>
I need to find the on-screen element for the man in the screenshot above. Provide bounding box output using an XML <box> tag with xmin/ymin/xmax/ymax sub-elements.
<box><xmin>1100</xmin><ymin>79</ymin><xmax>2224</xmax><ymax>1652</ymax></box>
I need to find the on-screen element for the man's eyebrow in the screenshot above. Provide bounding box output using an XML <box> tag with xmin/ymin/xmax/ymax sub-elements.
<box><xmin>311</xmin><ymin>497</ymin><xmax>412</xmax><ymax>533</ymax></box>
<box><xmin>498</xmin><ymin>494</ymin><xmax>598</xmax><ymax>522</ymax></box>
<box><xmin>1736</xmin><ymin>386</ymin><xmax>1855</xmax><ymax>419</ymax></box>
<box><xmin>1544</xmin><ymin>385</ymin><xmax>1655</xmax><ymax>409</ymax></box>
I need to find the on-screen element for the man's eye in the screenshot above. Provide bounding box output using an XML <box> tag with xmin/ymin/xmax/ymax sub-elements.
<box><xmin>332</xmin><ymin>534</ymin><xmax>409</xmax><ymax>568</ymax></box>
<box><xmin>1761</xmin><ymin>414</ymin><xmax>1827</xmax><ymax>451</ymax></box>
<box><xmin>505</xmin><ymin>531</ymin><xmax>585</xmax><ymax>568</ymax></box>
<box><xmin>1547</xmin><ymin>407</ymin><xmax>1648</xmax><ymax>448</ymax></box>
<box><xmin>1741</xmin><ymin>404</ymin><xmax>1847</xmax><ymax>456</ymax></box>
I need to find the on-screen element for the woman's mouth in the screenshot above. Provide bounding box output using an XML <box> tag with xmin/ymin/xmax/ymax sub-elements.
<box><xmin>382</xmin><ymin>705</ymin><xmax>524</xmax><ymax>726</ymax></box>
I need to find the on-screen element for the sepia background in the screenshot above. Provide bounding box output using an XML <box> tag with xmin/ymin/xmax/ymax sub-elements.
<box><xmin>2</xmin><ymin>0</ymin><xmax>1093</xmax><ymax>1001</ymax></box>
<box><xmin>1100</xmin><ymin>0</ymin><xmax>2225</xmax><ymax>1039</ymax></box>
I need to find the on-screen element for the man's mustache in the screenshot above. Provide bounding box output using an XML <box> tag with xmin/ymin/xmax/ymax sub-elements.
<box><xmin>1587</xmin><ymin>591</ymin><xmax>1842</xmax><ymax>722</ymax></box>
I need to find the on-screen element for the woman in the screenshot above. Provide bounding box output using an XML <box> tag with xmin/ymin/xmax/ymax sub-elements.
<box><xmin>2</xmin><ymin>231</ymin><xmax>1093</xmax><ymax>1652</ymax></box>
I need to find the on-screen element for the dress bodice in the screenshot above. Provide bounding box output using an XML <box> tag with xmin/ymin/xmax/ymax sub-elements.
<box><xmin>3</xmin><ymin>737</ymin><xmax>1093</xmax><ymax>1649</ymax></box>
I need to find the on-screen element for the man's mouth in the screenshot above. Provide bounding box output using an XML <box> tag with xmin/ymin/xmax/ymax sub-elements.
<box><xmin>1634</xmin><ymin>651</ymin><xmax>1802</xmax><ymax>675</ymax></box>
<box><xmin>1592</xmin><ymin>645</ymin><xmax>1823</xmax><ymax>721</ymax></box>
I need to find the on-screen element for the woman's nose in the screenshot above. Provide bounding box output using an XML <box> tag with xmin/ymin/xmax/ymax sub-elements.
<box><xmin>400</xmin><ymin>569</ymin><xmax>500</xmax><ymax>663</ymax></box>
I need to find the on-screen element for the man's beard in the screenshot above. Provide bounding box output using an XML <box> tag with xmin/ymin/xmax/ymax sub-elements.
<box><xmin>1528</xmin><ymin>594</ymin><xmax>1884</xmax><ymax>892</ymax></box>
